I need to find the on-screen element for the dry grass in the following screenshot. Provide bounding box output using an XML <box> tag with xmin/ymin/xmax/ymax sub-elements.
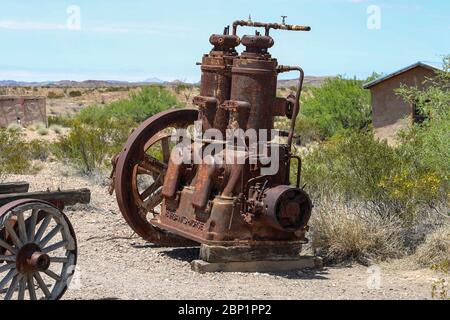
<box><xmin>310</xmin><ymin>199</ymin><xmax>406</xmax><ymax>265</ymax></box>
<box><xmin>414</xmin><ymin>225</ymin><xmax>450</xmax><ymax>267</ymax></box>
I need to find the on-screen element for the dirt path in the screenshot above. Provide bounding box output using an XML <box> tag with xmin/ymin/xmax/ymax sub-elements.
<box><xmin>4</xmin><ymin>163</ymin><xmax>437</xmax><ymax>300</ymax></box>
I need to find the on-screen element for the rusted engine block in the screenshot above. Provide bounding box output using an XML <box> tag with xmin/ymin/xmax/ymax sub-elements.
<box><xmin>112</xmin><ymin>19</ymin><xmax>313</xmax><ymax>250</ymax></box>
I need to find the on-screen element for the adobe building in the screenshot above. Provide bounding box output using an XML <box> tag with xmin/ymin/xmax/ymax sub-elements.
<box><xmin>0</xmin><ymin>96</ymin><xmax>47</xmax><ymax>128</ymax></box>
<box><xmin>363</xmin><ymin>62</ymin><xmax>438</xmax><ymax>143</ymax></box>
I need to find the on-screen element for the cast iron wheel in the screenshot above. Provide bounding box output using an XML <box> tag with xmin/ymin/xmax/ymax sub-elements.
<box><xmin>114</xmin><ymin>108</ymin><xmax>199</xmax><ymax>246</ymax></box>
<box><xmin>0</xmin><ymin>199</ymin><xmax>77</xmax><ymax>300</ymax></box>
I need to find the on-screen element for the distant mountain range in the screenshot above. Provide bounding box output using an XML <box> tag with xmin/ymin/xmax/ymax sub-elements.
<box><xmin>0</xmin><ymin>76</ymin><xmax>328</xmax><ymax>88</ymax></box>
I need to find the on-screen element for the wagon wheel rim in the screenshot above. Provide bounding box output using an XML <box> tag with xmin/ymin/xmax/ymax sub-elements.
<box><xmin>115</xmin><ymin>108</ymin><xmax>199</xmax><ymax>246</ymax></box>
<box><xmin>0</xmin><ymin>200</ymin><xmax>77</xmax><ymax>300</ymax></box>
<box><xmin>131</xmin><ymin>132</ymin><xmax>173</xmax><ymax>218</ymax></box>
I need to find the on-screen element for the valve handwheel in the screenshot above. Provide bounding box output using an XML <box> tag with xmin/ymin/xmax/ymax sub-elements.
<box><xmin>0</xmin><ymin>199</ymin><xmax>77</xmax><ymax>300</ymax></box>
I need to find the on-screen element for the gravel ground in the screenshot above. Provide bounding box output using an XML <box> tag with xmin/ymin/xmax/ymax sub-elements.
<box><xmin>3</xmin><ymin>162</ymin><xmax>437</xmax><ymax>300</ymax></box>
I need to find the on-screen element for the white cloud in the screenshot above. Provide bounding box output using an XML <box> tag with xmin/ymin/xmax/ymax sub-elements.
<box><xmin>0</xmin><ymin>20</ymin><xmax>66</xmax><ymax>31</ymax></box>
<box><xmin>0</xmin><ymin>19</ymin><xmax>196</xmax><ymax>38</ymax></box>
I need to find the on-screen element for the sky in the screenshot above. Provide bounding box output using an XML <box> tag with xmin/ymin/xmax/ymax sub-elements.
<box><xmin>0</xmin><ymin>0</ymin><xmax>448</xmax><ymax>82</ymax></box>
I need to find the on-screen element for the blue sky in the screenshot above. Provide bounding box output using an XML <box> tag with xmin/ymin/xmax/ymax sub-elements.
<box><xmin>0</xmin><ymin>0</ymin><xmax>448</xmax><ymax>82</ymax></box>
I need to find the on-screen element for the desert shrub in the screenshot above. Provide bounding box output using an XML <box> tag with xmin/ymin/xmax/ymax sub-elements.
<box><xmin>302</xmin><ymin>129</ymin><xmax>448</xmax><ymax>221</ymax></box>
<box><xmin>76</xmin><ymin>85</ymin><xmax>180</xmax><ymax>125</ymax></box>
<box><xmin>48</xmin><ymin>115</ymin><xmax>73</xmax><ymax>128</ymax></box>
<box><xmin>397</xmin><ymin>56</ymin><xmax>449</xmax><ymax>122</ymax></box>
<box><xmin>6</xmin><ymin>123</ymin><xmax>23</xmax><ymax>133</ymax></box>
<box><xmin>51</xmin><ymin>118</ymin><xmax>133</xmax><ymax>174</ymax></box>
<box><xmin>47</xmin><ymin>91</ymin><xmax>64</xmax><ymax>99</ymax></box>
<box><xmin>431</xmin><ymin>260</ymin><xmax>449</xmax><ymax>300</ymax></box>
<box><xmin>174</xmin><ymin>83</ymin><xmax>192</xmax><ymax>94</ymax></box>
<box><xmin>49</xmin><ymin>124</ymin><xmax>63</xmax><ymax>134</ymax></box>
<box><xmin>302</xmin><ymin>131</ymin><xmax>398</xmax><ymax>203</ymax></box>
<box><xmin>0</xmin><ymin>130</ymin><xmax>32</xmax><ymax>175</ymax></box>
<box><xmin>27</xmin><ymin>140</ymin><xmax>50</xmax><ymax>161</ymax></box>
<box><xmin>310</xmin><ymin>199</ymin><xmax>405</xmax><ymax>264</ymax></box>
<box><xmin>299</xmin><ymin>76</ymin><xmax>372</xmax><ymax>139</ymax></box>
<box><xmin>36</xmin><ymin>127</ymin><xmax>49</xmax><ymax>136</ymax></box>
<box><xmin>69</xmin><ymin>90</ymin><xmax>82</xmax><ymax>97</ymax></box>
<box><xmin>294</xmin><ymin>115</ymin><xmax>323</xmax><ymax>145</ymax></box>
<box><xmin>414</xmin><ymin>226</ymin><xmax>450</xmax><ymax>267</ymax></box>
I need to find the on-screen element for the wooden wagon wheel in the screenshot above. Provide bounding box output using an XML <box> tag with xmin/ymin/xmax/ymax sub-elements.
<box><xmin>0</xmin><ymin>199</ymin><xmax>77</xmax><ymax>300</ymax></box>
<box><xmin>114</xmin><ymin>108</ymin><xmax>199</xmax><ymax>247</ymax></box>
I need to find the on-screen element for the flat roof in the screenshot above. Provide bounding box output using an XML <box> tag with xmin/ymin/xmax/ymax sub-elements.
<box><xmin>363</xmin><ymin>62</ymin><xmax>439</xmax><ymax>89</ymax></box>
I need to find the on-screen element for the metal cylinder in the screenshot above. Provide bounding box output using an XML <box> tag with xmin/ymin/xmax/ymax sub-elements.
<box><xmin>229</xmin><ymin>35</ymin><xmax>278</xmax><ymax>131</ymax></box>
<box><xmin>196</xmin><ymin>34</ymin><xmax>240</xmax><ymax>133</ymax></box>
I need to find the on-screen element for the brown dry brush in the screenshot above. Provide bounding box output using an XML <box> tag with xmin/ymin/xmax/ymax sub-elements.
<box><xmin>309</xmin><ymin>198</ymin><xmax>406</xmax><ymax>265</ymax></box>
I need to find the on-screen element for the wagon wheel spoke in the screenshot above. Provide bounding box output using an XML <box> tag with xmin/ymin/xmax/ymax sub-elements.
<box><xmin>0</xmin><ymin>269</ymin><xmax>16</xmax><ymax>291</ymax></box>
<box><xmin>34</xmin><ymin>215</ymin><xmax>52</xmax><ymax>243</ymax></box>
<box><xmin>0</xmin><ymin>239</ymin><xmax>16</xmax><ymax>254</ymax></box>
<box><xmin>140</xmin><ymin>174</ymin><xmax>163</xmax><ymax>201</ymax></box>
<box><xmin>143</xmin><ymin>190</ymin><xmax>163</xmax><ymax>213</ymax></box>
<box><xmin>33</xmin><ymin>272</ymin><xmax>51</xmax><ymax>298</ymax></box>
<box><xmin>18</xmin><ymin>276</ymin><xmax>26</xmax><ymax>300</ymax></box>
<box><xmin>27</xmin><ymin>209</ymin><xmax>39</xmax><ymax>241</ymax></box>
<box><xmin>161</xmin><ymin>137</ymin><xmax>171</xmax><ymax>163</ymax></box>
<box><xmin>49</xmin><ymin>257</ymin><xmax>69</xmax><ymax>263</ymax></box>
<box><xmin>39</xmin><ymin>225</ymin><xmax>63</xmax><ymax>248</ymax></box>
<box><xmin>42</xmin><ymin>241</ymin><xmax>66</xmax><ymax>254</ymax></box>
<box><xmin>17</xmin><ymin>212</ymin><xmax>28</xmax><ymax>243</ymax></box>
<box><xmin>142</xmin><ymin>153</ymin><xmax>167</xmax><ymax>172</ymax></box>
<box><xmin>0</xmin><ymin>255</ymin><xmax>16</xmax><ymax>263</ymax></box>
<box><xmin>5</xmin><ymin>221</ymin><xmax>22</xmax><ymax>248</ymax></box>
<box><xmin>4</xmin><ymin>273</ymin><xmax>20</xmax><ymax>300</ymax></box>
<box><xmin>44</xmin><ymin>269</ymin><xmax>62</xmax><ymax>282</ymax></box>
<box><xmin>0</xmin><ymin>263</ymin><xmax>15</xmax><ymax>274</ymax></box>
<box><xmin>27</xmin><ymin>274</ymin><xmax>37</xmax><ymax>300</ymax></box>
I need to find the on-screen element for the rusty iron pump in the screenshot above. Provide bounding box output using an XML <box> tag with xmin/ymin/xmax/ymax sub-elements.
<box><xmin>111</xmin><ymin>19</ymin><xmax>313</xmax><ymax>250</ymax></box>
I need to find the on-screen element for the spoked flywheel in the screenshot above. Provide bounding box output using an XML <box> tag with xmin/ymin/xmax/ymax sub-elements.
<box><xmin>113</xmin><ymin>108</ymin><xmax>199</xmax><ymax>246</ymax></box>
<box><xmin>0</xmin><ymin>199</ymin><xmax>77</xmax><ymax>300</ymax></box>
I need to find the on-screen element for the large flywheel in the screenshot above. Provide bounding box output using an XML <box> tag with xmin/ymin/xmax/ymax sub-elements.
<box><xmin>113</xmin><ymin>108</ymin><xmax>199</xmax><ymax>246</ymax></box>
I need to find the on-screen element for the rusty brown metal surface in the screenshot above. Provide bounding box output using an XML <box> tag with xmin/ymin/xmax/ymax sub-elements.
<box><xmin>114</xmin><ymin>108</ymin><xmax>199</xmax><ymax>247</ymax></box>
<box><xmin>114</xmin><ymin>19</ymin><xmax>314</xmax><ymax>250</ymax></box>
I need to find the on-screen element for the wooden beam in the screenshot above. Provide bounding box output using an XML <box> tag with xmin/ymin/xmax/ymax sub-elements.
<box><xmin>200</xmin><ymin>242</ymin><xmax>305</xmax><ymax>263</ymax></box>
<box><xmin>191</xmin><ymin>256</ymin><xmax>323</xmax><ymax>274</ymax></box>
<box><xmin>0</xmin><ymin>182</ymin><xmax>30</xmax><ymax>195</ymax></box>
<box><xmin>0</xmin><ymin>189</ymin><xmax>91</xmax><ymax>207</ymax></box>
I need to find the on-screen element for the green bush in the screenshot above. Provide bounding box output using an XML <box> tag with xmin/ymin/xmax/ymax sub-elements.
<box><xmin>174</xmin><ymin>83</ymin><xmax>193</xmax><ymax>94</ymax></box>
<box><xmin>301</xmin><ymin>130</ymin><xmax>447</xmax><ymax>221</ymax></box>
<box><xmin>51</xmin><ymin>118</ymin><xmax>133</xmax><ymax>174</ymax></box>
<box><xmin>6</xmin><ymin>123</ymin><xmax>23</xmax><ymax>133</ymax></box>
<box><xmin>49</xmin><ymin>124</ymin><xmax>63</xmax><ymax>134</ymax></box>
<box><xmin>47</xmin><ymin>91</ymin><xmax>64</xmax><ymax>99</ymax></box>
<box><xmin>48</xmin><ymin>115</ymin><xmax>73</xmax><ymax>128</ymax></box>
<box><xmin>0</xmin><ymin>130</ymin><xmax>32</xmax><ymax>175</ymax></box>
<box><xmin>69</xmin><ymin>90</ymin><xmax>82</xmax><ymax>97</ymax></box>
<box><xmin>294</xmin><ymin>115</ymin><xmax>323</xmax><ymax>145</ymax></box>
<box><xmin>298</xmin><ymin>76</ymin><xmax>372</xmax><ymax>140</ymax></box>
<box><xmin>36</xmin><ymin>127</ymin><xmax>49</xmax><ymax>136</ymax></box>
<box><xmin>76</xmin><ymin>85</ymin><xmax>180</xmax><ymax>125</ymax></box>
<box><xmin>27</xmin><ymin>140</ymin><xmax>50</xmax><ymax>161</ymax></box>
